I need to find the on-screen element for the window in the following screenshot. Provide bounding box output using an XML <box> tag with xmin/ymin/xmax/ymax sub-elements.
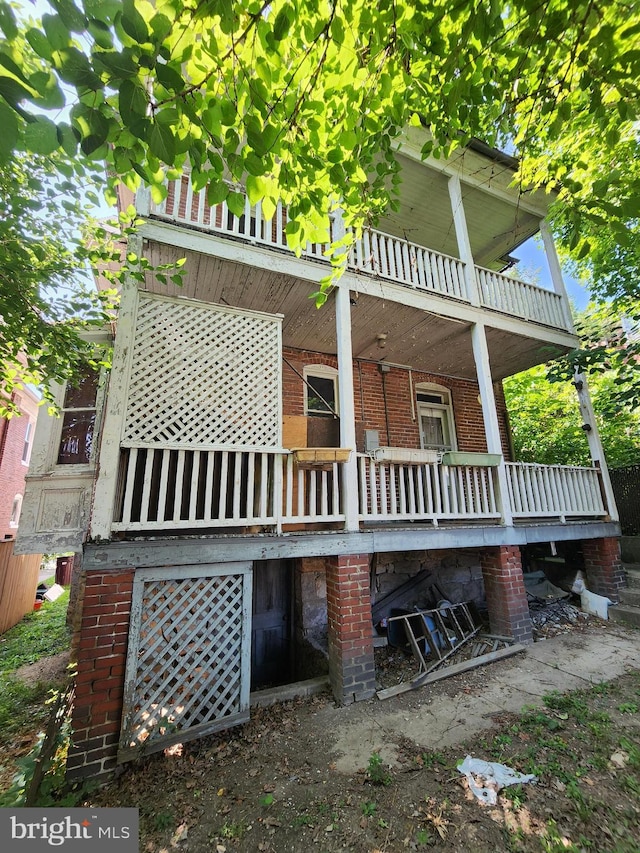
<box><xmin>304</xmin><ymin>365</ymin><xmax>338</xmax><ymax>416</ymax></box>
<box><xmin>416</xmin><ymin>383</ymin><xmax>457</xmax><ymax>451</ymax></box>
<box><xmin>9</xmin><ymin>494</ymin><xmax>22</xmax><ymax>528</ymax></box>
<box><xmin>57</xmin><ymin>367</ymin><xmax>99</xmax><ymax>465</ymax></box>
<box><xmin>21</xmin><ymin>420</ymin><xmax>32</xmax><ymax>464</ymax></box>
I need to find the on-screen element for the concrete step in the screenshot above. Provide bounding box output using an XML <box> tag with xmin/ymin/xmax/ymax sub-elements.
<box><xmin>609</xmin><ymin>604</ymin><xmax>640</xmax><ymax>628</ymax></box>
<box><xmin>620</xmin><ymin>588</ymin><xmax>640</xmax><ymax>607</ymax></box>
<box><xmin>624</xmin><ymin>567</ymin><xmax>640</xmax><ymax>589</ymax></box>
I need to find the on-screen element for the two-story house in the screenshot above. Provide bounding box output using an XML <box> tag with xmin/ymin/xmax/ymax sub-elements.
<box><xmin>16</xmin><ymin>130</ymin><xmax>624</xmax><ymax>780</ymax></box>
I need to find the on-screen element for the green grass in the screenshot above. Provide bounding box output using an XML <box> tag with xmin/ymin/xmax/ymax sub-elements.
<box><xmin>0</xmin><ymin>591</ymin><xmax>72</xmax><ymax>752</ymax></box>
<box><xmin>0</xmin><ymin>589</ymin><xmax>71</xmax><ymax>673</ymax></box>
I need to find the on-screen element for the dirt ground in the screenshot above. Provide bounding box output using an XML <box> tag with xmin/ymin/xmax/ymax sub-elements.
<box><xmin>82</xmin><ymin>622</ymin><xmax>640</xmax><ymax>853</ymax></box>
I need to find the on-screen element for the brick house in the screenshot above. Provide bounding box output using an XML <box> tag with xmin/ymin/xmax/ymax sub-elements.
<box><xmin>16</xmin><ymin>133</ymin><xmax>623</xmax><ymax>779</ymax></box>
<box><xmin>0</xmin><ymin>377</ymin><xmax>39</xmax><ymax>540</ymax></box>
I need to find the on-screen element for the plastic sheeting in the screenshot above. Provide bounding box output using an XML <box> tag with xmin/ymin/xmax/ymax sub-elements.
<box><xmin>457</xmin><ymin>755</ymin><xmax>537</xmax><ymax>805</ymax></box>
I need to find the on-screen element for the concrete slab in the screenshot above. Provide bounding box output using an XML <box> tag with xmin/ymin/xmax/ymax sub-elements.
<box><xmin>324</xmin><ymin>623</ymin><xmax>640</xmax><ymax>774</ymax></box>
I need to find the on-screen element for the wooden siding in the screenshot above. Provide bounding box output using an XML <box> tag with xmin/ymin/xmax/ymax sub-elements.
<box><xmin>0</xmin><ymin>540</ymin><xmax>41</xmax><ymax>634</ymax></box>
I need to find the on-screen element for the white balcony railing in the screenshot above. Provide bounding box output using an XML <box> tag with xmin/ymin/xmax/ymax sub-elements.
<box><xmin>505</xmin><ymin>462</ymin><xmax>606</xmax><ymax>521</ymax></box>
<box><xmin>149</xmin><ymin>177</ymin><xmax>573</xmax><ymax>332</ymax></box>
<box><xmin>357</xmin><ymin>454</ymin><xmax>500</xmax><ymax>523</ymax></box>
<box><xmin>111</xmin><ymin>446</ymin><xmax>345</xmax><ymax>532</ymax></box>
<box><xmin>476</xmin><ymin>267</ymin><xmax>568</xmax><ymax>330</ymax></box>
<box><xmin>110</xmin><ymin>444</ymin><xmax>608</xmax><ymax>534</ymax></box>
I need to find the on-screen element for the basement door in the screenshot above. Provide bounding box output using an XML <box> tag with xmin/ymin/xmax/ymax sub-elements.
<box><xmin>251</xmin><ymin>559</ymin><xmax>294</xmax><ymax>690</ymax></box>
<box><xmin>118</xmin><ymin>563</ymin><xmax>252</xmax><ymax>762</ymax></box>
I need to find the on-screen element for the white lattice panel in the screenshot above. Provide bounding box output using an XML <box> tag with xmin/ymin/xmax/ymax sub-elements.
<box><xmin>119</xmin><ymin>564</ymin><xmax>252</xmax><ymax>760</ymax></box>
<box><xmin>123</xmin><ymin>293</ymin><xmax>281</xmax><ymax>448</ymax></box>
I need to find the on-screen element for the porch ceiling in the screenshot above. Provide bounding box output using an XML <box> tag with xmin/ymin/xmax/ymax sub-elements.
<box><xmin>142</xmin><ymin>246</ymin><xmax>570</xmax><ymax>382</ymax></box>
<box><xmin>380</xmin><ymin>154</ymin><xmax>542</xmax><ymax>271</ymax></box>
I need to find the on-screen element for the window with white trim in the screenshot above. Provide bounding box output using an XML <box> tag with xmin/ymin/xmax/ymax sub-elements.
<box><xmin>9</xmin><ymin>494</ymin><xmax>22</xmax><ymax>528</ymax></box>
<box><xmin>303</xmin><ymin>365</ymin><xmax>338</xmax><ymax>416</ymax></box>
<box><xmin>57</xmin><ymin>366</ymin><xmax>99</xmax><ymax>465</ymax></box>
<box><xmin>21</xmin><ymin>420</ymin><xmax>32</xmax><ymax>465</ymax></box>
<box><xmin>416</xmin><ymin>383</ymin><xmax>457</xmax><ymax>451</ymax></box>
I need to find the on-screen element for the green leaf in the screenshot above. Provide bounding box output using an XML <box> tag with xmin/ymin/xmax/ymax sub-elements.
<box><xmin>0</xmin><ymin>75</ymin><xmax>32</xmax><ymax>104</ymax></box>
<box><xmin>246</xmin><ymin>174</ymin><xmax>267</xmax><ymax>205</ymax></box>
<box><xmin>121</xmin><ymin>0</ymin><xmax>149</xmax><ymax>43</ymax></box>
<box><xmin>227</xmin><ymin>191</ymin><xmax>245</xmax><ymax>216</ymax></box>
<box><xmin>0</xmin><ymin>2</ymin><xmax>18</xmax><ymax>39</ymax></box>
<box><xmin>118</xmin><ymin>79</ymin><xmax>147</xmax><ymax>127</ymax></box>
<box><xmin>24</xmin><ymin>116</ymin><xmax>59</xmax><ymax>155</ymax></box>
<box><xmin>87</xmin><ymin>19</ymin><xmax>114</xmax><ymax>49</ymax></box>
<box><xmin>149</xmin><ymin>122</ymin><xmax>176</xmax><ymax>163</ymax></box>
<box><xmin>95</xmin><ymin>49</ymin><xmax>138</xmax><ymax>79</ymax></box>
<box><xmin>54</xmin><ymin>0</ymin><xmax>87</xmax><ymax>33</ymax></box>
<box><xmin>155</xmin><ymin>62</ymin><xmax>184</xmax><ymax>92</ymax></box>
<box><xmin>42</xmin><ymin>13</ymin><xmax>71</xmax><ymax>51</ymax></box>
<box><xmin>0</xmin><ymin>101</ymin><xmax>18</xmax><ymax>162</ymax></box>
<box><xmin>206</xmin><ymin>179</ymin><xmax>229</xmax><ymax>206</ymax></box>
<box><xmin>57</xmin><ymin>122</ymin><xmax>78</xmax><ymax>156</ymax></box>
<box><xmin>55</xmin><ymin>47</ymin><xmax>102</xmax><ymax>90</ymax></box>
<box><xmin>273</xmin><ymin>5</ymin><xmax>292</xmax><ymax>41</ymax></box>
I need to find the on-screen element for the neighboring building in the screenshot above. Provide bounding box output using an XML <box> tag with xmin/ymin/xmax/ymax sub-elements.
<box><xmin>0</xmin><ymin>378</ymin><xmax>39</xmax><ymax>540</ymax></box>
<box><xmin>16</xmin><ymin>132</ymin><xmax>624</xmax><ymax>780</ymax></box>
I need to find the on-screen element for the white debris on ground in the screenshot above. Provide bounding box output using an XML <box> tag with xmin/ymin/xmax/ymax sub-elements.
<box><xmin>457</xmin><ymin>755</ymin><xmax>537</xmax><ymax>805</ymax></box>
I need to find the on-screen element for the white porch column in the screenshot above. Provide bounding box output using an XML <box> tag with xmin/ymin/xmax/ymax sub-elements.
<box><xmin>448</xmin><ymin>173</ymin><xmax>480</xmax><ymax>306</ymax></box>
<box><xmin>471</xmin><ymin>322</ymin><xmax>513</xmax><ymax>525</ymax></box>
<box><xmin>335</xmin><ymin>282</ymin><xmax>359</xmax><ymax>532</ymax></box>
<box><xmin>539</xmin><ymin>219</ymin><xmax>575</xmax><ymax>332</ymax></box>
<box><xmin>573</xmin><ymin>372</ymin><xmax>619</xmax><ymax>522</ymax></box>
<box><xmin>89</xmin><ymin>264</ymin><xmax>140</xmax><ymax>541</ymax></box>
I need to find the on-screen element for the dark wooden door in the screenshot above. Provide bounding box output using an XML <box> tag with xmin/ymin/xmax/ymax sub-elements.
<box><xmin>251</xmin><ymin>559</ymin><xmax>294</xmax><ymax>690</ymax></box>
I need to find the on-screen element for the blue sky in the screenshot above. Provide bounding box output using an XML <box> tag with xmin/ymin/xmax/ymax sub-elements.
<box><xmin>516</xmin><ymin>237</ymin><xmax>589</xmax><ymax>312</ymax></box>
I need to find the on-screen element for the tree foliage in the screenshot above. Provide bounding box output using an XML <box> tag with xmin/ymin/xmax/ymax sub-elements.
<box><xmin>505</xmin><ymin>304</ymin><xmax>640</xmax><ymax>468</ymax></box>
<box><xmin>0</xmin><ymin>150</ymin><xmax>120</xmax><ymax>415</ymax></box>
<box><xmin>0</xmin><ymin>0</ymin><xmax>638</xmax><ymax>298</ymax></box>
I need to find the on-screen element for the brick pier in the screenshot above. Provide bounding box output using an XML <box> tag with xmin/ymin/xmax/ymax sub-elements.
<box><xmin>480</xmin><ymin>545</ymin><xmax>533</xmax><ymax>644</ymax></box>
<box><xmin>325</xmin><ymin>554</ymin><xmax>376</xmax><ymax>704</ymax></box>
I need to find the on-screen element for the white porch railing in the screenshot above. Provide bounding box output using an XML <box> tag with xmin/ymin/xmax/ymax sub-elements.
<box><xmin>476</xmin><ymin>266</ymin><xmax>568</xmax><ymax>330</ymax></box>
<box><xmin>149</xmin><ymin>178</ymin><xmax>572</xmax><ymax>332</ymax></box>
<box><xmin>505</xmin><ymin>462</ymin><xmax>606</xmax><ymax>521</ymax></box>
<box><xmin>111</xmin><ymin>446</ymin><xmax>345</xmax><ymax>532</ymax></box>
<box><xmin>357</xmin><ymin>454</ymin><xmax>500</xmax><ymax>523</ymax></box>
<box><xmin>349</xmin><ymin>230</ymin><xmax>468</xmax><ymax>301</ymax></box>
<box><xmin>110</xmin><ymin>446</ymin><xmax>608</xmax><ymax>533</ymax></box>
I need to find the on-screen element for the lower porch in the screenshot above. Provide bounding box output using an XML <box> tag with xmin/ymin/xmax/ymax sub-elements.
<box><xmin>110</xmin><ymin>448</ymin><xmax>609</xmax><ymax>536</ymax></box>
<box><xmin>68</xmin><ymin>527</ymin><xmax>623</xmax><ymax>781</ymax></box>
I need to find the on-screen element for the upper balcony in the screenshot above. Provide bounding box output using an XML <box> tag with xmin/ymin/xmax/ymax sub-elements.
<box><xmin>144</xmin><ymin>171</ymin><xmax>572</xmax><ymax>335</ymax></box>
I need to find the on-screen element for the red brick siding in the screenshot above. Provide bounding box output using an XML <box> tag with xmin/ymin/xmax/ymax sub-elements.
<box><xmin>0</xmin><ymin>390</ymin><xmax>39</xmax><ymax>540</ymax></box>
<box><xmin>283</xmin><ymin>347</ymin><xmax>512</xmax><ymax>458</ymax></box>
<box><xmin>325</xmin><ymin>554</ymin><xmax>376</xmax><ymax>703</ymax></box>
<box><xmin>480</xmin><ymin>546</ymin><xmax>532</xmax><ymax>643</ymax></box>
<box><xmin>66</xmin><ymin>569</ymin><xmax>134</xmax><ymax>780</ymax></box>
<box><xmin>581</xmin><ymin>537</ymin><xmax>625</xmax><ymax>601</ymax></box>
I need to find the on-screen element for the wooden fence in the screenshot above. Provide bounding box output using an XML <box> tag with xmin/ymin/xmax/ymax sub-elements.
<box><xmin>0</xmin><ymin>540</ymin><xmax>42</xmax><ymax>635</ymax></box>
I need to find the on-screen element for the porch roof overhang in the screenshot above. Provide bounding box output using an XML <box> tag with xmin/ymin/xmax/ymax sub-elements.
<box><xmin>140</xmin><ymin>229</ymin><xmax>577</xmax><ymax>382</ymax></box>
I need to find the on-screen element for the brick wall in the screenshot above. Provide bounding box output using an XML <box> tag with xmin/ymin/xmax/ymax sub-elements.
<box><xmin>282</xmin><ymin>347</ymin><xmax>512</xmax><ymax>458</ymax></box>
<box><xmin>67</xmin><ymin>569</ymin><xmax>133</xmax><ymax>781</ymax></box>
<box><xmin>325</xmin><ymin>554</ymin><xmax>376</xmax><ymax>704</ymax></box>
<box><xmin>480</xmin><ymin>546</ymin><xmax>532</xmax><ymax>643</ymax></box>
<box><xmin>581</xmin><ymin>537</ymin><xmax>625</xmax><ymax>602</ymax></box>
<box><xmin>0</xmin><ymin>390</ymin><xmax>39</xmax><ymax>540</ymax></box>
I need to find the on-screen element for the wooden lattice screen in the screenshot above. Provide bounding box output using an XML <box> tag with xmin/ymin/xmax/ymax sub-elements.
<box><xmin>610</xmin><ymin>465</ymin><xmax>640</xmax><ymax>536</ymax></box>
<box><xmin>123</xmin><ymin>293</ymin><xmax>282</xmax><ymax>448</ymax></box>
<box><xmin>118</xmin><ymin>564</ymin><xmax>252</xmax><ymax>761</ymax></box>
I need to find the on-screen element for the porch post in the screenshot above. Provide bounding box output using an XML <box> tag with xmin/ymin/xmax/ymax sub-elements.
<box><xmin>573</xmin><ymin>372</ymin><xmax>619</xmax><ymax>522</ymax></box>
<box><xmin>448</xmin><ymin>173</ymin><xmax>480</xmax><ymax>306</ymax></box>
<box><xmin>539</xmin><ymin>219</ymin><xmax>575</xmax><ymax>332</ymax></box>
<box><xmin>335</xmin><ymin>282</ymin><xmax>360</xmax><ymax>532</ymax></box>
<box><xmin>471</xmin><ymin>322</ymin><xmax>513</xmax><ymax>525</ymax></box>
<box><xmin>89</xmin><ymin>262</ymin><xmax>140</xmax><ymax>541</ymax></box>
